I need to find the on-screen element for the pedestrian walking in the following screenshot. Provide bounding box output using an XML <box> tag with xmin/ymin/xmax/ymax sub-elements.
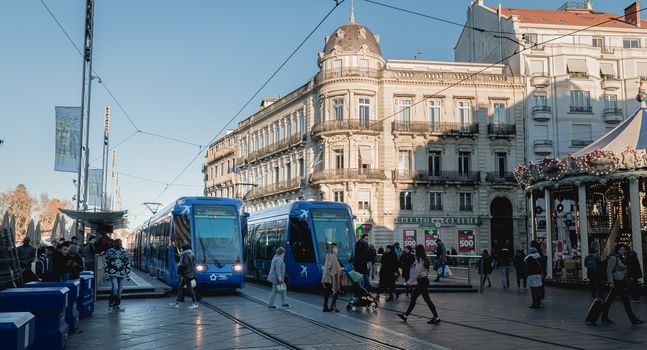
<box><xmin>477</xmin><ymin>249</ymin><xmax>493</xmax><ymax>287</ymax></box>
<box><xmin>268</xmin><ymin>247</ymin><xmax>290</xmax><ymax>309</ymax></box>
<box><xmin>378</xmin><ymin>245</ymin><xmax>398</xmax><ymax>301</ymax></box>
<box><xmin>513</xmin><ymin>249</ymin><xmax>527</xmax><ymax>288</ymax></box>
<box><xmin>368</xmin><ymin>243</ymin><xmax>378</xmax><ymax>280</ymax></box>
<box><xmin>353</xmin><ymin>234</ymin><xmax>371</xmax><ymax>289</ymax></box>
<box><xmin>450</xmin><ymin>247</ymin><xmax>458</xmax><ymax>266</ymax></box>
<box><xmin>399</xmin><ymin>246</ymin><xmax>415</xmax><ymax>297</ymax></box>
<box><xmin>169</xmin><ymin>244</ymin><xmax>198</xmax><ymax>309</ymax></box>
<box><xmin>626</xmin><ymin>248</ymin><xmax>643</xmax><ymax>302</ymax></box>
<box><xmin>601</xmin><ymin>244</ymin><xmax>643</xmax><ymax>324</ymax></box>
<box><xmin>322</xmin><ymin>243</ymin><xmax>342</xmax><ymax>312</ymax></box>
<box><xmin>496</xmin><ymin>248</ymin><xmax>512</xmax><ymax>289</ymax></box>
<box><xmin>584</xmin><ymin>248</ymin><xmax>603</xmax><ymax>298</ymax></box>
<box><xmin>433</xmin><ymin>238</ymin><xmax>447</xmax><ymax>282</ymax></box>
<box><xmin>397</xmin><ymin>244</ymin><xmax>441</xmax><ymax>324</ymax></box>
<box><xmin>525</xmin><ymin>247</ymin><xmax>544</xmax><ymax>309</ymax></box>
<box><xmin>105</xmin><ymin>239</ymin><xmax>130</xmax><ymax>311</ymax></box>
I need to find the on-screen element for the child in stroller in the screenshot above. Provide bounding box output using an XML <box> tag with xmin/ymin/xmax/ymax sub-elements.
<box><xmin>345</xmin><ymin>269</ymin><xmax>378</xmax><ymax>312</ymax></box>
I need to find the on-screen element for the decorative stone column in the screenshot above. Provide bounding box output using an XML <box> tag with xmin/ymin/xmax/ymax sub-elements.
<box><xmin>629</xmin><ymin>178</ymin><xmax>644</xmax><ymax>271</ymax></box>
<box><xmin>544</xmin><ymin>188</ymin><xmax>553</xmax><ymax>279</ymax></box>
<box><xmin>578</xmin><ymin>184</ymin><xmax>589</xmax><ymax>280</ymax></box>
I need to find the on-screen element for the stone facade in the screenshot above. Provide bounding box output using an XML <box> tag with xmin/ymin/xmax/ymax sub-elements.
<box><xmin>204</xmin><ymin>16</ymin><xmax>527</xmax><ymax>253</ymax></box>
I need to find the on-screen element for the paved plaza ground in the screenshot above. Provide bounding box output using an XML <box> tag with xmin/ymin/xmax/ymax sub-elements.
<box><xmin>65</xmin><ymin>271</ymin><xmax>647</xmax><ymax>350</ymax></box>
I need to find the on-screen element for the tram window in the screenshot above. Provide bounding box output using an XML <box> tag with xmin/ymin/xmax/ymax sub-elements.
<box><xmin>277</xmin><ymin>219</ymin><xmax>287</xmax><ymax>249</ymax></box>
<box><xmin>172</xmin><ymin>214</ymin><xmax>191</xmax><ymax>263</ymax></box>
<box><xmin>289</xmin><ymin>217</ymin><xmax>316</xmax><ymax>263</ymax></box>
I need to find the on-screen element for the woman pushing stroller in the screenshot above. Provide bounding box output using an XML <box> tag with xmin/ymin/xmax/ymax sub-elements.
<box><xmin>397</xmin><ymin>244</ymin><xmax>441</xmax><ymax>324</ymax></box>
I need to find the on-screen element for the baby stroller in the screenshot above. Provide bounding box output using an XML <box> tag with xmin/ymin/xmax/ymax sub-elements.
<box><xmin>345</xmin><ymin>269</ymin><xmax>378</xmax><ymax>312</ymax></box>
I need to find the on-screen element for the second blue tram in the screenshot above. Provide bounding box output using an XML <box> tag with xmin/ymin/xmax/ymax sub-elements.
<box><xmin>246</xmin><ymin>201</ymin><xmax>356</xmax><ymax>288</ymax></box>
<box><xmin>133</xmin><ymin>196</ymin><xmax>246</xmax><ymax>291</ymax></box>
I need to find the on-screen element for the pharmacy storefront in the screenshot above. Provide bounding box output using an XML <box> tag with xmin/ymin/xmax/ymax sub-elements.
<box><xmin>395</xmin><ymin>216</ymin><xmax>481</xmax><ymax>254</ymax></box>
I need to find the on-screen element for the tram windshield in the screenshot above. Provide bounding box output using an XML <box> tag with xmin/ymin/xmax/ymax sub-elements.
<box><xmin>310</xmin><ymin>208</ymin><xmax>355</xmax><ymax>263</ymax></box>
<box><xmin>193</xmin><ymin>204</ymin><xmax>241</xmax><ymax>265</ymax></box>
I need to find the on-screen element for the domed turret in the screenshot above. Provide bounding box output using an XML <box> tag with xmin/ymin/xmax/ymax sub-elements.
<box><xmin>322</xmin><ymin>23</ymin><xmax>381</xmax><ymax>57</ymax></box>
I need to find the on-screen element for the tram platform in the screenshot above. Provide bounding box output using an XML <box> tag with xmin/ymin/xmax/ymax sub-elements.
<box><xmin>63</xmin><ymin>274</ymin><xmax>647</xmax><ymax>350</ymax></box>
<box><xmin>96</xmin><ymin>268</ymin><xmax>169</xmax><ymax>299</ymax></box>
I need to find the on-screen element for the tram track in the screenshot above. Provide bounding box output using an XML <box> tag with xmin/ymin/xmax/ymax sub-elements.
<box><xmin>200</xmin><ymin>299</ymin><xmax>303</xmax><ymax>350</ymax></box>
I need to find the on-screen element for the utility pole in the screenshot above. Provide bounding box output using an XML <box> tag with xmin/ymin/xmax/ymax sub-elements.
<box><xmin>82</xmin><ymin>0</ymin><xmax>95</xmax><ymax>213</ymax></box>
<box><xmin>101</xmin><ymin>106</ymin><xmax>110</xmax><ymax>210</ymax></box>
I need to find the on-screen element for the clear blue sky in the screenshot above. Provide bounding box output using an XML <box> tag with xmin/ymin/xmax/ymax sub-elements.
<box><xmin>0</xmin><ymin>0</ymin><xmax>628</xmax><ymax>227</ymax></box>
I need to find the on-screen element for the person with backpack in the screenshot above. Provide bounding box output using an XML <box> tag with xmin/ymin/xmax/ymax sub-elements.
<box><xmin>169</xmin><ymin>244</ymin><xmax>198</xmax><ymax>310</ymax></box>
<box><xmin>600</xmin><ymin>244</ymin><xmax>643</xmax><ymax>324</ymax></box>
<box><xmin>584</xmin><ymin>248</ymin><xmax>603</xmax><ymax>298</ymax></box>
<box><xmin>397</xmin><ymin>244</ymin><xmax>441</xmax><ymax>324</ymax></box>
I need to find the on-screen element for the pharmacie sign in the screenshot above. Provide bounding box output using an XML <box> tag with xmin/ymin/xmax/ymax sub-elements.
<box><xmin>395</xmin><ymin>216</ymin><xmax>482</xmax><ymax>226</ymax></box>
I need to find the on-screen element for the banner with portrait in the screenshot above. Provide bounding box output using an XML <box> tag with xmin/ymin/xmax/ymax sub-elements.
<box><xmin>54</xmin><ymin>106</ymin><xmax>82</xmax><ymax>172</ymax></box>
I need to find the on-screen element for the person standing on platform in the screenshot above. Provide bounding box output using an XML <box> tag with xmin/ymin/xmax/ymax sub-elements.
<box><xmin>584</xmin><ymin>248</ymin><xmax>602</xmax><ymax>298</ymax></box>
<box><xmin>626</xmin><ymin>248</ymin><xmax>643</xmax><ymax>302</ymax></box>
<box><xmin>601</xmin><ymin>244</ymin><xmax>643</xmax><ymax>324</ymax></box>
<box><xmin>268</xmin><ymin>247</ymin><xmax>290</xmax><ymax>309</ymax></box>
<box><xmin>496</xmin><ymin>248</ymin><xmax>512</xmax><ymax>289</ymax></box>
<box><xmin>17</xmin><ymin>237</ymin><xmax>36</xmax><ymax>271</ymax></box>
<box><xmin>105</xmin><ymin>239</ymin><xmax>130</xmax><ymax>311</ymax></box>
<box><xmin>170</xmin><ymin>244</ymin><xmax>198</xmax><ymax>309</ymax></box>
<box><xmin>397</xmin><ymin>244</ymin><xmax>441</xmax><ymax>324</ymax></box>
<box><xmin>353</xmin><ymin>234</ymin><xmax>371</xmax><ymax>289</ymax></box>
<box><xmin>80</xmin><ymin>235</ymin><xmax>97</xmax><ymax>272</ymax></box>
<box><xmin>322</xmin><ymin>243</ymin><xmax>342</xmax><ymax>312</ymax></box>
<box><xmin>434</xmin><ymin>238</ymin><xmax>447</xmax><ymax>282</ymax></box>
<box><xmin>513</xmin><ymin>249</ymin><xmax>527</xmax><ymax>288</ymax></box>
<box><xmin>399</xmin><ymin>246</ymin><xmax>415</xmax><ymax>297</ymax></box>
<box><xmin>525</xmin><ymin>247</ymin><xmax>544</xmax><ymax>309</ymax></box>
<box><xmin>52</xmin><ymin>242</ymin><xmax>82</xmax><ymax>281</ymax></box>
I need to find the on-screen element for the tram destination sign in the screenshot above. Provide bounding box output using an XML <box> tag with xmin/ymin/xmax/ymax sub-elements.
<box><xmin>395</xmin><ymin>216</ymin><xmax>482</xmax><ymax>226</ymax></box>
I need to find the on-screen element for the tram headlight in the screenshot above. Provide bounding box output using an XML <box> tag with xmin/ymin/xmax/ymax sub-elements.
<box><xmin>196</xmin><ymin>265</ymin><xmax>207</xmax><ymax>272</ymax></box>
<box><xmin>232</xmin><ymin>264</ymin><xmax>243</xmax><ymax>272</ymax></box>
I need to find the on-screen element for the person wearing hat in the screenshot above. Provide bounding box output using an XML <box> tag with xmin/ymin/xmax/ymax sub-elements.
<box><xmin>525</xmin><ymin>247</ymin><xmax>544</xmax><ymax>309</ymax></box>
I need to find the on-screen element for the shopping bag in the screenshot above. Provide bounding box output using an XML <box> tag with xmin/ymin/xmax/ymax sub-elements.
<box><xmin>190</xmin><ymin>279</ymin><xmax>197</xmax><ymax>288</ymax></box>
<box><xmin>276</xmin><ymin>283</ymin><xmax>286</xmax><ymax>292</ymax></box>
<box><xmin>442</xmin><ymin>266</ymin><xmax>453</xmax><ymax>278</ymax></box>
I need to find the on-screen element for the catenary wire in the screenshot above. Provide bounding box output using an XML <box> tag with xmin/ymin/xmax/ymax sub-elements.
<box><xmin>38</xmin><ymin>0</ymin><xmax>204</xmax><ymax>148</ymax></box>
<box><xmin>144</xmin><ymin>0</ymin><xmax>347</xmax><ymax>210</ymax></box>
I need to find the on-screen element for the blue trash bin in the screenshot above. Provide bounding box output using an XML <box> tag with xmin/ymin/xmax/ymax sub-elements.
<box><xmin>23</xmin><ymin>281</ymin><xmax>80</xmax><ymax>333</ymax></box>
<box><xmin>0</xmin><ymin>312</ymin><xmax>35</xmax><ymax>350</ymax></box>
<box><xmin>0</xmin><ymin>287</ymin><xmax>69</xmax><ymax>350</ymax></box>
<box><xmin>78</xmin><ymin>274</ymin><xmax>95</xmax><ymax>318</ymax></box>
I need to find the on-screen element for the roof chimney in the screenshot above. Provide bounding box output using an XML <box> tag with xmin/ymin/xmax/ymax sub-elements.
<box><xmin>625</xmin><ymin>1</ymin><xmax>641</xmax><ymax>27</ymax></box>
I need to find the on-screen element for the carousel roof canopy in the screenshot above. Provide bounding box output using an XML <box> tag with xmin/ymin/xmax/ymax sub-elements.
<box><xmin>575</xmin><ymin>108</ymin><xmax>647</xmax><ymax>157</ymax></box>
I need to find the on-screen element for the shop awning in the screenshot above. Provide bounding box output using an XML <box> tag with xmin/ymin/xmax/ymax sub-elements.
<box><xmin>567</xmin><ymin>59</ymin><xmax>588</xmax><ymax>74</ymax></box>
<box><xmin>359</xmin><ymin>146</ymin><xmax>374</xmax><ymax>165</ymax></box>
<box><xmin>600</xmin><ymin>63</ymin><xmax>615</xmax><ymax>77</ymax></box>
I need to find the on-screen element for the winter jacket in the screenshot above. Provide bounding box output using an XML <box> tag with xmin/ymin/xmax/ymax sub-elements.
<box><xmin>436</xmin><ymin>243</ymin><xmax>447</xmax><ymax>263</ymax></box>
<box><xmin>52</xmin><ymin>251</ymin><xmax>83</xmax><ymax>280</ymax></box>
<box><xmin>495</xmin><ymin>249</ymin><xmax>511</xmax><ymax>267</ymax></box>
<box><xmin>17</xmin><ymin>245</ymin><xmax>36</xmax><ymax>268</ymax></box>
<box><xmin>267</xmin><ymin>254</ymin><xmax>285</xmax><ymax>284</ymax></box>
<box><xmin>379</xmin><ymin>251</ymin><xmax>399</xmax><ymax>280</ymax></box>
<box><xmin>525</xmin><ymin>253</ymin><xmax>543</xmax><ymax>276</ymax></box>
<box><xmin>368</xmin><ymin>246</ymin><xmax>378</xmax><ymax>264</ymax></box>
<box><xmin>353</xmin><ymin>240</ymin><xmax>370</xmax><ymax>274</ymax></box>
<box><xmin>96</xmin><ymin>234</ymin><xmax>113</xmax><ymax>254</ymax></box>
<box><xmin>321</xmin><ymin>252</ymin><xmax>342</xmax><ymax>294</ymax></box>
<box><xmin>513</xmin><ymin>254</ymin><xmax>526</xmax><ymax>276</ymax></box>
<box><xmin>399</xmin><ymin>252</ymin><xmax>415</xmax><ymax>279</ymax></box>
<box><xmin>80</xmin><ymin>243</ymin><xmax>96</xmax><ymax>268</ymax></box>
<box><xmin>177</xmin><ymin>249</ymin><xmax>196</xmax><ymax>279</ymax></box>
<box><xmin>626</xmin><ymin>251</ymin><xmax>643</xmax><ymax>280</ymax></box>
<box><xmin>105</xmin><ymin>247</ymin><xmax>130</xmax><ymax>278</ymax></box>
<box><xmin>584</xmin><ymin>254</ymin><xmax>601</xmax><ymax>279</ymax></box>
<box><xmin>477</xmin><ymin>255</ymin><xmax>494</xmax><ymax>274</ymax></box>
<box><xmin>607</xmin><ymin>253</ymin><xmax>628</xmax><ymax>282</ymax></box>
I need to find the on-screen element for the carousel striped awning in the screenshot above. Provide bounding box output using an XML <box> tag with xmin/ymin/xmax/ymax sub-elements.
<box><xmin>574</xmin><ymin>108</ymin><xmax>647</xmax><ymax>157</ymax></box>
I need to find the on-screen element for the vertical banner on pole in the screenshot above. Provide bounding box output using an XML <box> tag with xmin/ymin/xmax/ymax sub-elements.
<box><xmin>424</xmin><ymin>229</ymin><xmax>439</xmax><ymax>252</ymax></box>
<box><xmin>87</xmin><ymin>168</ymin><xmax>103</xmax><ymax>208</ymax></box>
<box><xmin>54</xmin><ymin>106</ymin><xmax>82</xmax><ymax>172</ymax></box>
<box><xmin>403</xmin><ymin>229</ymin><xmax>417</xmax><ymax>247</ymax></box>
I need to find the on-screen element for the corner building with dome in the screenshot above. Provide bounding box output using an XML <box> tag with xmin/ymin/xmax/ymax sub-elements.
<box><xmin>204</xmin><ymin>13</ymin><xmax>527</xmax><ymax>253</ymax></box>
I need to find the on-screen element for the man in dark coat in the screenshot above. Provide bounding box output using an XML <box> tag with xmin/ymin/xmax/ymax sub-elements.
<box><xmin>17</xmin><ymin>237</ymin><xmax>36</xmax><ymax>270</ymax></box>
<box><xmin>378</xmin><ymin>245</ymin><xmax>398</xmax><ymax>301</ymax></box>
<box><xmin>434</xmin><ymin>238</ymin><xmax>447</xmax><ymax>282</ymax></box>
<box><xmin>51</xmin><ymin>242</ymin><xmax>83</xmax><ymax>280</ymax></box>
<box><xmin>353</xmin><ymin>234</ymin><xmax>371</xmax><ymax>289</ymax></box>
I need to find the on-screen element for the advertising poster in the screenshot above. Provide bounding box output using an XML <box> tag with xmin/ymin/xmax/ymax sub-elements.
<box><xmin>402</xmin><ymin>229</ymin><xmax>417</xmax><ymax>247</ymax></box>
<box><xmin>54</xmin><ymin>106</ymin><xmax>82</xmax><ymax>172</ymax></box>
<box><xmin>458</xmin><ymin>230</ymin><xmax>475</xmax><ymax>253</ymax></box>
<box><xmin>424</xmin><ymin>229</ymin><xmax>438</xmax><ymax>252</ymax></box>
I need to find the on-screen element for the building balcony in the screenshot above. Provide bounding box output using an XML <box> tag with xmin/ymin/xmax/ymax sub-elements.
<box><xmin>530</xmin><ymin>75</ymin><xmax>550</xmax><ymax>87</ymax></box>
<box><xmin>391</xmin><ymin>121</ymin><xmax>478</xmax><ymax>136</ymax></box>
<box><xmin>315</xmin><ymin>67</ymin><xmax>381</xmax><ymax>83</ymax></box>
<box><xmin>235</xmin><ymin>155</ymin><xmax>246</xmax><ymax>166</ymax></box>
<box><xmin>485</xmin><ymin>171</ymin><xmax>517</xmax><ymax>185</ymax></box>
<box><xmin>532</xmin><ymin>106</ymin><xmax>552</xmax><ymax>121</ymax></box>
<box><xmin>311</xmin><ymin>168</ymin><xmax>386</xmax><ymax>183</ymax></box>
<box><xmin>571</xmin><ymin>139</ymin><xmax>593</xmax><ymax>147</ymax></box>
<box><xmin>569</xmin><ymin>106</ymin><xmax>593</xmax><ymax>113</ymax></box>
<box><xmin>206</xmin><ymin>172</ymin><xmax>235</xmax><ymax>189</ymax></box>
<box><xmin>601</xmin><ymin>47</ymin><xmax>615</xmax><ymax>55</ymax></box>
<box><xmin>246</xmin><ymin>135</ymin><xmax>304</xmax><ymax>162</ymax></box>
<box><xmin>395</xmin><ymin>170</ymin><xmax>481</xmax><ymax>184</ymax></box>
<box><xmin>601</xmin><ymin>78</ymin><xmax>621</xmax><ymax>91</ymax></box>
<box><xmin>534</xmin><ymin>140</ymin><xmax>553</xmax><ymax>155</ymax></box>
<box><xmin>312</xmin><ymin>119</ymin><xmax>383</xmax><ymax>137</ymax></box>
<box><xmin>603</xmin><ymin>108</ymin><xmax>623</xmax><ymax>123</ymax></box>
<box><xmin>487</xmin><ymin>123</ymin><xmax>515</xmax><ymax>137</ymax></box>
<box><xmin>246</xmin><ymin>176</ymin><xmax>304</xmax><ymax>200</ymax></box>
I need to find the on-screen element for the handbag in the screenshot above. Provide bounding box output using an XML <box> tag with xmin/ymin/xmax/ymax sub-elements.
<box><xmin>190</xmin><ymin>279</ymin><xmax>197</xmax><ymax>288</ymax></box>
<box><xmin>275</xmin><ymin>283</ymin><xmax>286</xmax><ymax>292</ymax></box>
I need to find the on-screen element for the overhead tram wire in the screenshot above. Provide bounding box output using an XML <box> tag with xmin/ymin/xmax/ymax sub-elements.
<box><xmin>118</xmin><ymin>172</ymin><xmax>202</xmax><ymax>188</ymax></box>
<box><xmin>145</xmin><ymin>0</ymin><xmax>347</xmax><ymax>207</ymax></box>
<box><xmin>38</xmin><ymin>0</ymin><xmax>204</xmax><ymax>149</ymax></box>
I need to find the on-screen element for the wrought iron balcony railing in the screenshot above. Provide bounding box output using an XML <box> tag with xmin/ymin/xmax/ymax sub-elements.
<box><xmin>312</xmin><ymin>119</ymin><xmax>383</xmax><ymax>135</ymax></box>
<box><xmin>395</xmin><ymin>170</ymin><xmax>481</xmax><ymax>183</ymax></box>
<box><xmin>311</xmin><ymin>168</ymin><xmax>386</xmax><ymax>182</ymax></box>
<box><xmin>485</xmin><ymin>171</ymin><xmax>516</xmax><ymax>184</ymax></box>
<box><xmin>487</xmin><ymin>123</ymin><xmax>516</xmax><ymax>136</ymax></box>
<box><xmin>570</xmin><ymin>106</ymin><xmax>593</xmax><ymax>113</ymax></box>
<box><xmin>392</xmin><ymin>121</ymin><xmax>478</xmax><ymax>135</ymax></box>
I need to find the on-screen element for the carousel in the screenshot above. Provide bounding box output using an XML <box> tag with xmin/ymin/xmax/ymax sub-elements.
<box><xmin>514</xmin><ymin>88</ymin><xmax>647</xmax><ymax>282</ymax></box>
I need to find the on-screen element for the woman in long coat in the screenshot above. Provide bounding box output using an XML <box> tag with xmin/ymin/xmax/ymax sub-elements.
<box><xmin>322</xmin><ymin>243</ymin><xmax>342</xmax><ymax>312</ymax></box>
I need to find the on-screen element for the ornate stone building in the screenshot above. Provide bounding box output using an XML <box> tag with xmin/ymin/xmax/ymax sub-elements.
<box><xmin>204</xmin><ymin>12</ymin><xmax>527</xmax><ymax>252</ymax></box>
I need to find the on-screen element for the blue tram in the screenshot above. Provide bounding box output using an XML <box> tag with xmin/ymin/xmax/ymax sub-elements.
<box><xmin>246</xmin><ymin>201</ymin><xmax>356</xmax><ymax>288</ymax></box>
<box><xmin>133</xmin><ymin>197</ymin><xmax>246</xmax><ymax>291</ymax></box>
